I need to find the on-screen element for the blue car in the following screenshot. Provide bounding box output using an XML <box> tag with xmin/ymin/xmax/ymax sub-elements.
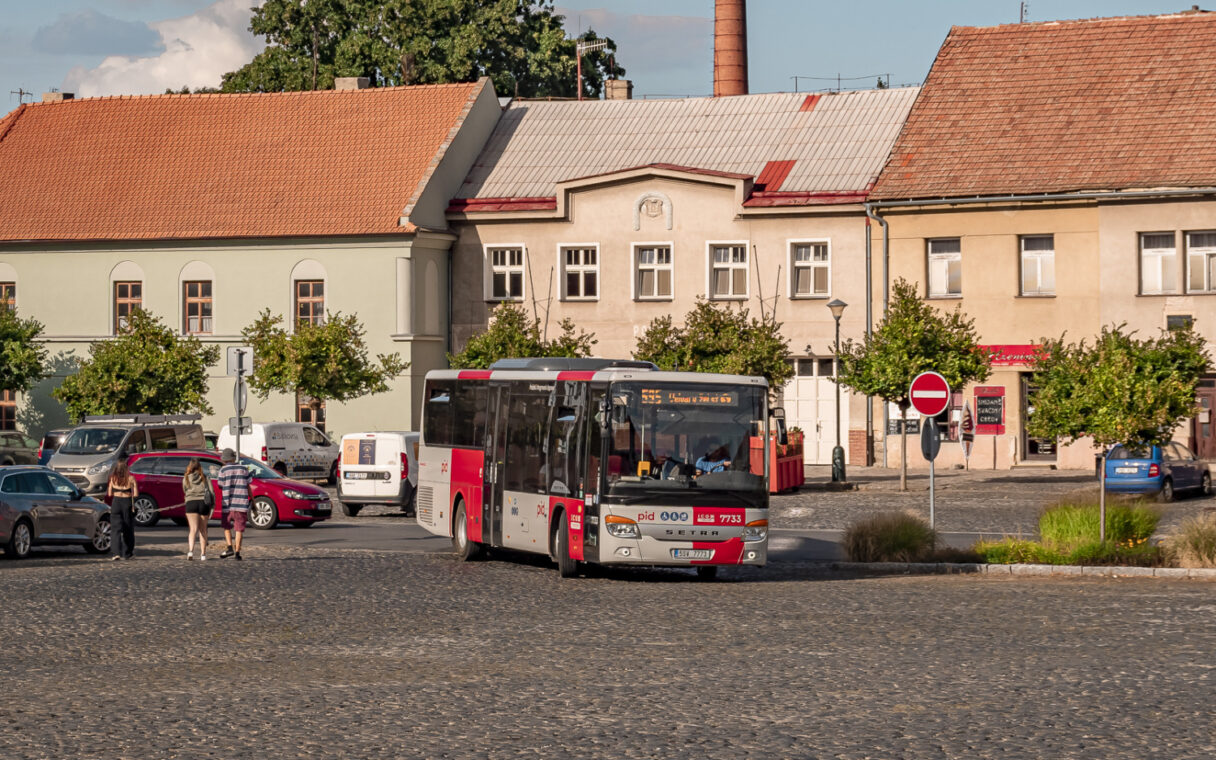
<box><xmin>1104</xmin><ymin>442</ymin><xmax>1211</xmax><ymax>502</ymax></box>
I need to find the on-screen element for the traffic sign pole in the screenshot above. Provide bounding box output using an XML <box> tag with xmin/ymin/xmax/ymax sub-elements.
<box><xmin>911</xmin><ymin>372</ymin><xmax>951</xmax><ymax>531</ymax></box>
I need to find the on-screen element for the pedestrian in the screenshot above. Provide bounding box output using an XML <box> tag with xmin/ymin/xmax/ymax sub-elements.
<box><xmin>216</xmin><ymin>448</ymin><xmax>251</xmax><ymax>560</ymax></box>
<box><xmin>106</xmin><ymin>457</ymin><xmax>138</xmax><ymax>560</ymax></box>
<box><xmin>181</xmin><ymin>458</ymin><xmax>212</xmax><ymax>560</ymax></box>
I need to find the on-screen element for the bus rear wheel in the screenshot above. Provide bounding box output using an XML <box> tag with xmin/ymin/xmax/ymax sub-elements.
<box><xmin>452</xmin><ymin>502</ymin><xmax>481</xmax><ymax>561</ymax></box>
<box><xmin>554</xmin><ymin>512</ymin><xmax>578</xmax><ymax>578</ymax></box>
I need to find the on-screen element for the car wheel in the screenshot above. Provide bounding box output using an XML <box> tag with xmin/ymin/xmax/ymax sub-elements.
<box><xmin>248</xmin><ymin>497</ymin><xmax>279</xmax><ymax>530</ymax></box>
<box><xmin>4</xmin><ymin>519</ymin><xmax>33</xmax><ymax>559</ymax></box>
<box><xmin>273</xmin><ymin>463</ymin><xmax>287</xmax><ymax>477</ymax></box>
<box><xmin>340</xmin><ymin>502</ymin><xmax>361</xmax><ymax>517</ymax></box>
<box><xmin>1202</xmin><ymin>471</ymin><xmax>1212</xmax><ymax>497</ymax></box>
<box><xmin>452</xmin><ymin>502</ymin><xmax>481</xmax><ymax>561</ymax></box>
<box><xmin>133</xmin><ymin>495</ymin><xmax>159</xmax><ymax>527</ymax></box>
<box><xmin>83</xmin><ymin>516</ymin><xmax>111</xmax><ymax>554</ymax></box>
<box><xmin>1158</xmin><ymin>478</ymin><xmax>1174</xmax><ymax>503</ymax></box>
<box><xmin>696</xmin><ymin>565</ymin><xmax>719</xmax><ymax>581</ymax></box>
<box><xmin>326</xmin><ymin>462</ymin><xmax>337</xmax><ymax>486</ymax></box>
<box><xmin>554</xmin><ymin>511</ymin><xmax>578</xmax><ymax>578</ymax></box>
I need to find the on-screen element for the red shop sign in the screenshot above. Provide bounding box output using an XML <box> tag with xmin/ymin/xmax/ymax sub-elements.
<box><xmin>983</xmin><ymin>344</ymin><xmax>1044</xmax><ymax>366</ymax></box>
<box><xmin>974</xmin><ymin>386</ymin><xmax>1005</xmax><ymax>435</ymax></box>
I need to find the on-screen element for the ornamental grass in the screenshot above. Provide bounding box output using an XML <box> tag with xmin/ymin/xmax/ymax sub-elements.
<box><xmin>1162</xmin><ymin>512</ymin><xmax>1216</xmax><ymax>568</ymax></box>
<box><xmin>975</xmin><ymin>499</ymin><xmax>1166</xmax><ymax>567</ymax></box>
<box><xmin>843</xmin><ymin>511</ymin><xmax>937</xmax><ymax>563</ymax></box>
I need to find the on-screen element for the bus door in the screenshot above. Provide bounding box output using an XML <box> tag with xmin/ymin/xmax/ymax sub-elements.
<box><xmin>482</xmin><ymin>383</ymin><xmax>509</xmax><ymax>547</ymax></box>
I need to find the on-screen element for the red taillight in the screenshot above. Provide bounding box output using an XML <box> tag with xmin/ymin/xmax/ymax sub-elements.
<box><xmin>336</xmin><ymin>459</ymin><xmax>342</xmax><ymax>479</ymax></box>
<box><xmin>260</xmin><ymin>446</ymin><xmax>267</xmax><ymax>462</ymax></box>
<box><xmin>36</xmin><ymin>442</ymin><xmax>43</xmax><ymax>460</ymax></box>
<box><xmin>400</xmin><ymin>452</ymin><xmax>408</xmax><ymax>480</ymax></box>
<box><xmin>1149</xmin><ymin>463</ymin><xmax>1160</xmax><ymax>477</ymax></box>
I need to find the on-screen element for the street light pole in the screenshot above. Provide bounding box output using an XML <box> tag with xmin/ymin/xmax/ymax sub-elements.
<box><xmin>827</xmin><ymin>299</ymin><xmax>848</xmax><ymax>483</ymax></box>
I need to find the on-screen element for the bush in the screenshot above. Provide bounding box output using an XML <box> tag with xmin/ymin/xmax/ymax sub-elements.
<box><xmin>1163</xmin><ymin>512</ymin><xmax>1216</xmax><ymax>568</ymax></box>
<box><xmin>974</xmin><ymin>539</ymin><xmax>1062</xmax><ymax>565</ymax></box>
<box><xmin>1038</xmin><ymin>500</ymin><xmax>1160</xmax><ymax>546</ymax></box>
<box><xmin>843</xmin><ymin>512</ymin><xmax>936</xmax><ymax>563</ymax></box>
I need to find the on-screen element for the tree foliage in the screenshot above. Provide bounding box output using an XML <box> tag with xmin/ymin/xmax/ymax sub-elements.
<box><xmin>0</xmin><ymin>306</ymin><xmax>47</xmax><ymax>396</ymax></box>
<box><xmin>53</xmin><ymin>310</ymin><xmax>220</xmax><ymax>420</ymax></box>
<box><xmin>1026</xmin><ymin>324</ymin><xmax>1209</xmax><ymax>449</ymax></box>
<box><xmin>221</xmin><ymin>0</ymin><xmax>624</xmax><ymax>97</ymax></box>
<box><xmin>633</xmin><ymin>299</ymin><xmax>794</xmax><ymax>390</ymax></box>
<box><xmin>448</xmin><ymin>302</ymin><xmax>596</xmax><ymax>369</ymax></box>
<box><xmin>242</xmin><ymin>310</ymin><xmax>408</xmax><ymax>407</ymax></box>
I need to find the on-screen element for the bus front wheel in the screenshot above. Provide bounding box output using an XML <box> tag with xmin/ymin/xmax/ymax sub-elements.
<box><xmin>554</xmin><ymin>511</ymin><xmax>578</xmax><ymax>578</ymax></box>
<box><xmin>452</xmin><ymin>502</ymin><xmax>481</xmax><ymax>561</ymax></box>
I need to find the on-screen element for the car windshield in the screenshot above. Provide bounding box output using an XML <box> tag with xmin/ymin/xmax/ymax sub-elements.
<box><xmin>59</xmin><ymin>428</ymin><xmax>126</xmax><ymax>455</ymax></box>
<box><xmin>241</xmin><ymin>457</ymin><xmax>282</xmax><ymax>479</ymax></box>
<box><xmin>603</xmin><ymin>381</ymin><xmax>768</xmax><ymax>508</ymax></box>
<box><xmin>1110</xmin><ymin>444</ymin><xmax>1152</xmax><ymax>460</ymax></box>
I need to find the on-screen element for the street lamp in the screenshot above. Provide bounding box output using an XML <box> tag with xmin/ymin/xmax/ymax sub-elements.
<box><xmin>827</xmin><ymin>299</ymin><xmax>848</xmax><ymax>482</ymax></box>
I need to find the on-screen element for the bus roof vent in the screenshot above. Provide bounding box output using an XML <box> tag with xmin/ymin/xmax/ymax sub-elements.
<box><xmin>488</xmin><ymin>357</ymin><xmax>657</xmax><ymax>372</ymax></box>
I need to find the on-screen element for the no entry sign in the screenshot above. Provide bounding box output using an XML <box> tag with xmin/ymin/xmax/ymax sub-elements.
<box><xmin>909</xmin><ymin>371</ymin><xmax>951</xmax><ymax>417</ymax></box>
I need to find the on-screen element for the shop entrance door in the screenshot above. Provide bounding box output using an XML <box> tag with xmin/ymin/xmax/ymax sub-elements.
<box><xmin>1021</xmin><ymin>374</ymin><xmax>1057</xmax><ymax>461</ymax></box>
<box><xmin>1191</xmin><ymin>380</ymin><xmax>1216</xmax><ymax>460</ymax></box>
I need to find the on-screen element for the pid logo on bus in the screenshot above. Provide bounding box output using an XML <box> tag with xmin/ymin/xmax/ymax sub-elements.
<box><xmin>660</xmin><ymin>511</ymin><xmax>688</xmax><ymax>523</ymax></box>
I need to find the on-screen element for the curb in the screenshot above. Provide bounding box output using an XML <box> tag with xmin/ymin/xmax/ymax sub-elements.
<box><xmin>819</xmin><ymin>561</ymin><xmax>1216</xmax><ymax>580</ymax></box>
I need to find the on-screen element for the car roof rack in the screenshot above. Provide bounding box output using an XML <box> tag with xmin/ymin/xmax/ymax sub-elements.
<box><xmin>81</xmin><ymin>414</ymin><xmax>202</xmax><ymax>425</ymax></box>
<box><xmin>488</xmin><ymin>357</ymin><xmax>657</xmax><ymax>371</ymax></box>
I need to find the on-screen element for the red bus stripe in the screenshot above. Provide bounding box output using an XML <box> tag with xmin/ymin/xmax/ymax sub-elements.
<box><xmin>556</xmin><ymin>371</ymin><xmax>596</xmax><ymax>381</ymax></box>
<box><xmin>458</xmin><ymin>370</ymin><xmax>493</xmax><ymax>380</ymax></box>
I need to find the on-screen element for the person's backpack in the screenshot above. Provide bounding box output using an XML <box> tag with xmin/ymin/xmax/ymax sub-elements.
<box><xmin>202</xmin><ymin>475</ymin><xmax>214</xmax><ymax>508</ymax></box>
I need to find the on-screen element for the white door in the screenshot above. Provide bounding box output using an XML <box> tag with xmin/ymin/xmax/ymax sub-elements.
<box><xmin>782</xmin><ymin>358</ymin><xmax>850</xmax><ymax>465</ymax></box>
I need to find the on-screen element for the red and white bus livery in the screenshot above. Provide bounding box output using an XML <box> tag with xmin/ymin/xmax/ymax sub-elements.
<box><xmin>415</xmin><ymin>358</ymin><xmax>772</xmax><ymax>578</ymax></box>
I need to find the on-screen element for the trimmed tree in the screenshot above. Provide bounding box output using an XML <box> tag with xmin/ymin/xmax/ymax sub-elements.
<box><xmin>448</xmin><ymin>302</ymin><xmax>596</xmax><ymax>369</ymax></box>
<box><xmin>633</xmin><ymin>299</ymin><xmax>794</xmax><ymax>390</ymax></box>
<box><xmin>53</xmin><ymin>310</ymin><xmax>220</xmax><ymax>420</ymax></box>
<box><xmin>833</xmin><ymin>279</ymin><xmax>991</xmax><ymax>490</ymax></box>
<box><xmin>0</xmin><ymin>306</ymin><xmax>48</xmax><ymax>417</ymax></box>
<box><xmin>242</xmin><ymin>310</ymin><xmax>408</xmax><ymax>419</ymax></box>
<box><xmin>1027</xmin><ymin>323</ymin><xmax>1209</xmax><ymax>539</ymax></box>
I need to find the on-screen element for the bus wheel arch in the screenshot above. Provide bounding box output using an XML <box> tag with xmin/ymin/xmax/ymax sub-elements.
<box><xmin>452</xmin><ymin>498</ymin><xmax>481</xmax><ymax>561</ymax></box>
<box><xmin>551</xmin><ymin>507</ymin><xmax>578</xmax><ymax>578</ymax></box>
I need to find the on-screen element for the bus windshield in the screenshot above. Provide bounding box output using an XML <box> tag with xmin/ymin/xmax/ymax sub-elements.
<box><xmin>604</xmin><ymin>381</ymin><xmax>767</xmax><ymax>507</ymax></box>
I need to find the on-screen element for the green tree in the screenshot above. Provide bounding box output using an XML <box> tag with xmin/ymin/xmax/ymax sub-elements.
<box><xmin>53</xmin><ymin>310</ymin><xmax>220</xmax><ymax>420</ymax></box>
<box><xmin>221</xmin><ymin>0</ymin><xmax>624</xmax><ymax>97</ymax></box>
<box><xmin>0</xmin><ymin>306</ymin><xmax>48</xmax><ymax>410</ymax></box>
<box><xmin>833</xmin><ymin>279</ymin><xmax>991</xmax><ymax>490</ymax></box>
<box><xmin>633</xmin><ymin>299</ymin><xmax>794</xmax><ymax>390</ymax></box>
<box><xmin>448</xmin><ymin>302</ymin><xmax>596</xmax><ymax>369</ymax></box>
<box><xmin>242</xmin><ymin>310</ymin><xmax>409</xmax><ymax>415</ymax></box>
<box><xmin>1027</xmin><ymin>324</ymin><xmax>1209</xmax><ymax>538</ymax></box>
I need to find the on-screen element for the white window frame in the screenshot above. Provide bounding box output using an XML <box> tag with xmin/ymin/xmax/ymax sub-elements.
<box><xmin>788</xmin><ymin>239</ymin><xmax>831</xmax><ymax>299</ymax></box>
<box><xmin>632</xmin><ymin>242</ymin><xmax>674</xmax><ymax>301</ymax></box>
<box><xmin>706</xmin><ymin>241</ymin><xmax>749</xmax><ymax>300</ymax></box>
<box><xmin>1019</xmin><ymin>235</ymin><xmax>1055</xmax><ymax>296</ymax></box>
<box><xmin>484</xmin><ymin>244</ymin><xmax>527</xmax><ymax>302</ymax></box>
<box><xmin>558</xmin><ymin>243</ymin><xmax>600</xmax><ymax>302</ymax></box>
<box><xmin>1139</xmin><ymin>232</ymin><xmax>1178</xmax><ymax>295</ymax></box>
<box><xmin>927</xmin><ymin>238</ymin><xmax>962</xmax><ymax>298</ymax></box>
<box><xmin>1185</xmin><ymin>231</ymin><xmax>1216</xmax><ymax>294</ymax></box>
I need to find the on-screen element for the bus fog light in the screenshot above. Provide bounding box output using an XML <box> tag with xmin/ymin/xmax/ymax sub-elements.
<box><xmin>743</xmin><ymin>519</ymin><xmax>768</xmax><ymax>542</ymax></box>
<box><xmin>746</xmin><ymin>551</ymin><xmax>757</xmax><ymax>560</ymax></box>
<box><xmin>615</xmin><ymin>547</ymin><xmax>632</xmax><ymax>557</ymax></box>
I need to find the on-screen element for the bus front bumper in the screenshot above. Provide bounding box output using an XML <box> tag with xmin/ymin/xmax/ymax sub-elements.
<box><xmin>594</xmin><ymin>533</ymin><xmax>766</xmax><ymax>567</ymax></box>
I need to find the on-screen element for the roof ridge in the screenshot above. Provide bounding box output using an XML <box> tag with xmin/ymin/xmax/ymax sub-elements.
<box><xmin>950</xmin><ymin>9</ymin><xmax>1214</xmax><ymax>34</ymax></box>
<box><xmin>24</xmin><ymin>80</ymin><xmax>481</xmax><ymax>107</ymax></box>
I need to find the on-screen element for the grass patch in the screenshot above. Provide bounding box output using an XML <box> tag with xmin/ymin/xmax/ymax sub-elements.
<box><xmin>843</xmin><ymin>511</ymin><xmax>937</xmax><ymax>563</ymax></box>
<box><xmin>976</xmin><ymin>500</ymin><xmax>1166</xmax><ymax>566</ymax></box>
<box><xmin>1162</xmin><ymin>512</ymin><xmax>1216</xmax><ymax>568</ymax></box>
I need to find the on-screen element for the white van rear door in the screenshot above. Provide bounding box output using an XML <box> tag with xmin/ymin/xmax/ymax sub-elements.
<box><xmin>373</xmin><ymin>435</ymin><xmax>403</xmax><ymax>498</ymax></box>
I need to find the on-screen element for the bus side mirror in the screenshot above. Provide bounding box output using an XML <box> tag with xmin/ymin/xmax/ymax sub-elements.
<box><xmin>771</xmin><ymin>408</ymin><xmax>789</xmax><ymax>446</ymax></box>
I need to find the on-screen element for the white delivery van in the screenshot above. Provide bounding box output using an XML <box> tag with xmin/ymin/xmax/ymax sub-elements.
<box><xmin>336</xmin><ymin>431</ymin><xmax>419</xmax><ymax>517</ymax></box>
<box><xmin>216</xmin><ymin>422</ymin><xmax>340</xmax><ymax>484</ymax></box>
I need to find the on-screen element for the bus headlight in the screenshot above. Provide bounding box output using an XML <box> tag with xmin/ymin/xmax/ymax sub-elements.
<box><xmin>743</xmin><ymin>519</ymin><xmax>768</xmax><ymax>542</ymax></box>
<box><xmin>604</xmin><ymin>515</ymin><xmax>640</xmax><ymax>539</ymax></box>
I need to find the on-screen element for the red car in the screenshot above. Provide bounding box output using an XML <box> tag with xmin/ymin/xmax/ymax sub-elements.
<box><xmin>123</xmin><ymin>450</ymin><xmax>333</xmax><ymax>529</ymax></box>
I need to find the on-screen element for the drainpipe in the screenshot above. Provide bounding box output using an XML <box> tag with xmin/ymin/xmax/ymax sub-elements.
<box><xmin>865</xmin><ymin>202</ymin><xmax>890</xmax><ymax>467</ymax></box>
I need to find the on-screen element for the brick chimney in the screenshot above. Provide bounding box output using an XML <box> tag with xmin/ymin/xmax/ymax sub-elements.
<box><xmin>334</xmin><ymin>77</ymin><xmax>370</xmax><ymax>90</ymax></box>
<box><xmin>41</xmin><ymin>91</ymin><xmax>74</xmax><ymax>103</ymax></box>
<box><xmin>713</xmin><ymin>0</ymin><xmax>748</xmax><ymax>97</ymax></box>
<box><xmin>605</xmin><ymin>79</ymin><xmax>633</xmax><ymax>100</ymax></box>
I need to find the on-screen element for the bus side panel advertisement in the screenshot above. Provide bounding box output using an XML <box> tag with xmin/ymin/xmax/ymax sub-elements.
<box><xmin>451</xmin><ymin>448</ymin><xmax>486</xmax><ymax>543</ymax></box>
<box><xmin>552</xmin><ymin>497</ymin><xmax>584</xmax><ymax>561</ymax></box>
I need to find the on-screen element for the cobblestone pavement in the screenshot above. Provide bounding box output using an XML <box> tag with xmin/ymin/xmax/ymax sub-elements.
<box><xmin>3</xmin><ymin>549</ymin><xmax>1213</xmax><ymax>759</ymax></box>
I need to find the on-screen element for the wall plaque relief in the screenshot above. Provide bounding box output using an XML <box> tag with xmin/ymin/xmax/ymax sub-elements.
<box><xmin>633</xmin><ymin>191</ymin><xmax>673</xmax><ymax>231</ymax></box>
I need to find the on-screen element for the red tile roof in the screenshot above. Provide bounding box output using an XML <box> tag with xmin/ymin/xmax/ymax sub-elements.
<box><xmin>0</xmin><ymin>81</ymin><xmax>487</xmax><ymax>241</ymax></box>
<box><xmin>871</xmin><ymin>11</ymin><xmax>1216</xmax><ymax>200</ymax></box>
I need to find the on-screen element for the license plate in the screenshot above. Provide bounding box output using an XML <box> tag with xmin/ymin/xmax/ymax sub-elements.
<box><xmin>672</xmin><ymin>549</ymin><xmax>712</xmax><ymax>560</ymax></box>
<box><xmin>1114</xmin><ymin>467</ymin><xmax>1138</xmax><ymax>474</ymax></box>
<box><xmin>344</xmin><ymin>472</ymin><xmax>372</xmax><ymax>479</ymax></box>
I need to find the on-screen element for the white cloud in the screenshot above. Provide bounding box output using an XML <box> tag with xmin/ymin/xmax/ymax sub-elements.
<box><xmin>62</xmin><ymin>0</ymin><xmax>265</xmax><ymax>96</ymax></box>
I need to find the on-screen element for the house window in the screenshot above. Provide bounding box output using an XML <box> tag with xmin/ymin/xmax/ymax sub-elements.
<box><xmin>297</xmin><ymin>393</ymin><xmax>325</xmax><ymax>433</ymax></box>
<box><xmin>114</xmin><ymin>281</ymin><xmax>142</xmax><ymax>332</ymax></box>
<box><xmin>927</xmin><ymin>238</ymin><xmax>962</xmax><ymax>297</ymax></box>
<box><xmin>295</xmin><ymin>280</ymin><xmax>324</xmax><ymax>328</ymax></box>
<box><xmin>635</xmin><ymin>245</ymin><xmax>672</xmax><ymax>300</ymax></box>
<box><xmin>0</xmin><ymin>282</ymin><xmax>14</xmax><ymax>310</ymax></box>
<box><xmin>709</xmin><ymin>244</ymin><xmax>747</xmax><ymax>299</ymax></box>
<box><xmin>562</xmin><ymin>246</ymin><xmax>598</xmax><ymax>300</ymax></box>
<box><xmin>487</xmin><ymin>247</ymin><xmax>525</xmax><ymax>301</ymax></box>
<box><xmin>1020</xmin><ymin>235</ymin><xmax>1055</xmax><ymax>296</ymax></box>
<box><xmin>791</xmin><ymin>242</ymin><xmax>829</xmax><ymax>298</ymax></box>
<box><xmin>183</xmin><ymin>281</ymin><xmax>213</xmax><ymax>334</ymax></box>
<box><xmin>1139</xmin><ymin>233</ymin><xmax>1178</xmax><ymax>295</ymax></box>
<box><xmin>0</xmin><ymin>390</ymin><xmax>13</xmax><ymax>431</ymax></box>
<box><xmin>1186</xmin><ymin>231</ymin><xmax>1216</xmax><ymax>293</ymax></box>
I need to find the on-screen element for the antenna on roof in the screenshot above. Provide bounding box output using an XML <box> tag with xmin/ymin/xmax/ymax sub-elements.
<box><xmin>575</xmin><ymin>39</ymin><xmax>608</xmax><ymax>101</ymax></box>
<box><xmin>1020</xmin><ymin>1</ymin><xmax>1029</xmax><ymax>23</ymax></box>
<box><xmin>9</xmin><ymin>87</ymin><xmax>33</xmax><ymax>104</ymax></box>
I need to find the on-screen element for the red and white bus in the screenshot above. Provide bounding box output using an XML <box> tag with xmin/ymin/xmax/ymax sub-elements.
<box><xmin>416</xmin><ymin>358</ymin><xmax>773</xmax><ymax>578</ymax></box>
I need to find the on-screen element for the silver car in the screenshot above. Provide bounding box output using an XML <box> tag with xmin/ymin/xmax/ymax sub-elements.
<box><xmin>0</xmin><ymin>466</ymin><xmax>111</xmax><ymax>559</ymax></box>
<box><xmin>49</xmin><ymin>414</ymin><xmax>204</xmax><ymax>494</ymax></box>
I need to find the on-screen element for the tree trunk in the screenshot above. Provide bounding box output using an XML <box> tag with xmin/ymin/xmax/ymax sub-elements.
<box><xmin>899</xmin><ymin>406</ymin><xmax>908</xmax><ymax>491</ymax></box>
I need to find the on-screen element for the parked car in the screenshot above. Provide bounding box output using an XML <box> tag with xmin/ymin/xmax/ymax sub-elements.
<box><xmin>216</xmin><ymin>422</ymin><xmax>340</xmax><ymax>484</ymax></box>
<box><xmin>49</xmin><ymin>414</ymin><xmax>205</xmax><ymax>495</ymax></box>
<box><xmin>337</xmin><ymin>431</ymin><xmax>419</xmax><ymax>516</ymax></box>
<box><xmin>0</xmin><ymin>431</ymin><xmax>39</xmax><ymax>465</ymax></box>
<box><xmin>0</xmin><ymin>465</ymin><xmax>111</xmax><ymax>559</ymax></box>
<box><xmin>1104</xmin><ymin>441</ymin><xmax>1211</xmax><ymax>501</ymax></box>
<box><xmin>37</xmin><ymin>429</ymin><xmax>72</xmax><ymax>466</ymax></box>
<box><xmin>123</xmin><ymin>450</ymin><xmax>333</xmax><ymax>529</ymax></box>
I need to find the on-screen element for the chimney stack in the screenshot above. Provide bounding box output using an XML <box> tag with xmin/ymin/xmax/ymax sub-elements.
<box><xmin>334</xmin><ymin>77</ymin><xmax>370</xmax><ymax>90</ymax></box>
<box><xmin>41</xmin><ymin>91</ymin><xmax>74</xmax><ymax>103</ymax></box>
<box><xmin>713</xmin><ymin>0</ymin><xmax>748</xmax><ymax>97</ymax></box>
<box><xmin>605</xmin><ymin>79</ymin><xmax>633</xmax><ymax>100</ymax></box>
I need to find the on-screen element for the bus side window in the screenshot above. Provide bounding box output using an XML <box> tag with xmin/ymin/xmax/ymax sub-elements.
<box><xmin>585</xmin><ymin>389</ymin><xmax>605</xmax><ymax>496</ymax></box>
<box><xmin>423</xmin><ymin>381</ymin><xmax>453</xmax><ymax>447</ymax></box>
<box><xmin>452</xmin><ymin>381</ymin><xmax>488</xmax><ymax>448</ymax></box>
<box><xmin>504</xmin><ymin>392</ymin><xmax>545</xmax><ymax>493</ymax></box>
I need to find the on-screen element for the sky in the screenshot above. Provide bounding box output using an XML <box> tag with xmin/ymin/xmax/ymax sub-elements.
<box><xmin>0</xmin><ymin>0</ymin><xmax>1201</xmax><ymax>106</ymax></box>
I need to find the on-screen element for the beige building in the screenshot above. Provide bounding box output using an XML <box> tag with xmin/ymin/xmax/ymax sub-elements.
<box><xmin>0</xmin><ymin>79</ymin><xmax>502</xmax><ymax>437</ymax></box>
<box><xmin>869</xmin><ymin>12</ymin><xmax>1216</xmax><ymax>469</ymax></box>
<box><xmin>447</xmin><ymin>89</ymin><xmax>920</xmax><ymax>465</ymax></box>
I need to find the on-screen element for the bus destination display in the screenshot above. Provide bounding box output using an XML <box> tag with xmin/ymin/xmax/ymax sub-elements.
<box><xmin>640</xmin><ymin>388</ymin><xmax>737</xmax><ymax>406</ymax></box>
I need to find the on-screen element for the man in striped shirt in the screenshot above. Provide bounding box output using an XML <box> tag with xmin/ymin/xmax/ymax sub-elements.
<box><xmin>217</xmin><ymin>448</ymin><xmax>252</xmax><ymax>560</ymax></box>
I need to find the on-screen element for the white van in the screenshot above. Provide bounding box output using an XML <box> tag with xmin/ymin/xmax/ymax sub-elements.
<box><xmin>336</xmin><ymin>431</ymin><xmax>419</xmax><ymax>517</ymax></box>
<box><xmin>216</xmin><ymin>422</ymin><xmax>340</xmax><ymax>483</ymax></box>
